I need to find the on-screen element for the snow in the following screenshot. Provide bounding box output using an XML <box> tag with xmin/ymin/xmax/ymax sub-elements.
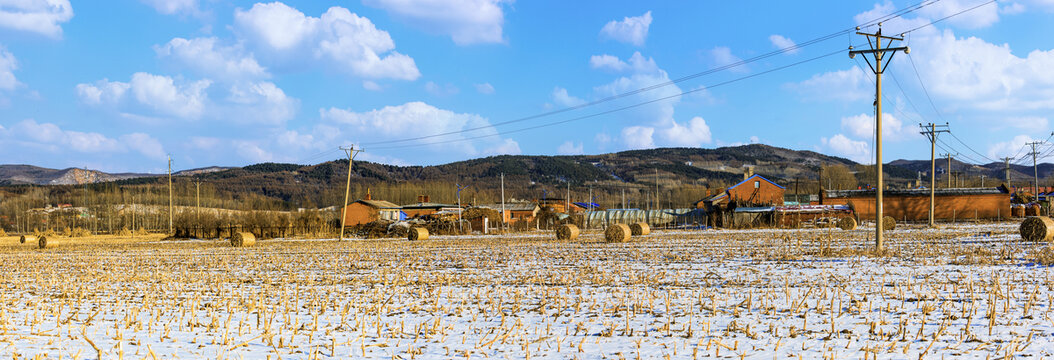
<box><xmin>1</xmin><ymin>222</ymin><xmax>1053</xmax><ymax>358</ymax></box>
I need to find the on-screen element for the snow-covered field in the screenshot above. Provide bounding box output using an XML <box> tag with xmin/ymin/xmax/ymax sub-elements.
<box><xmin>2</xmin><ymin>222</ymin><xmax>1053</xmax><ymax>359</ymax></box>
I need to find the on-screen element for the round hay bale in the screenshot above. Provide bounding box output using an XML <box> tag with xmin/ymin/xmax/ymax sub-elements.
<box><xmin>882</xmin><ymin>216</ymin><xmax>896</xmax><ymax>231</ymax></box>
<box><xmin>1020</xmin><ymin>216</ymin><xmax>1054</xmax><ymax>242</ymax></box>
<box><xmin>408</xmin><ymin>227</ymin><xmax>429</xmax><ymax>241</ymax></box>
<box><xmin>37</xmin><ymin>236</ymin><xmax>53</xmax><ymax>249</ymax></box>
<box><xmin>604</xmin><ymin>224</ymin><xmax>631</xmax><ymax>243</ymax></box>
<box><xmin>630</xmin><ymin>222</ymin><xmax>650</xmax><ymax>236</ymax></box>
<box><xmin>19</xmin><ymin>235</ymin><xmax>34</xmax><ymax>244</ymax></box>
<box><xmin>837</xmin><ymin>217</ymin><xmax>857</xmax><ymax>231</ymax></box>
<box><xmin>230</xmin><ymin>232</ymin><xmax>256</xmax><ymax>247</ymax></box>
<box><xmin>556</xmin><ymin>224</ymin><xmax>580</xmax><ymax>240</ymax></box>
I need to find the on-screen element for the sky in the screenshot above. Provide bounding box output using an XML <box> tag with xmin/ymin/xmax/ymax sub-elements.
<box><xmin>1</xmin><ymin>0</ymin><xmax>1053</xmax><ymax>173</ymax></box>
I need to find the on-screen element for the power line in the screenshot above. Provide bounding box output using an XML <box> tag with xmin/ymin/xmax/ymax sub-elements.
<box><xmin>369</xmin><ymin>48</ymin><xmax>849</xmax><ymax>151</ymax></box>
<box><xmin>362</xmin><ymin>0</ymin><xmax>945</xmax><ymax>147</ymax></box>
<box><xmin>948</xmin><ymin>131</ymin><xmax>996</xmax><ymax>163</ymax></box>
<box><xmin>905</xmin><ymin>51</ymin><xmax>946</xmax><ymax>122</ymax></box>
<box><xmin>901</xmin><ymin>0</ymin><xmax>997</xmax><ymax>34</ymax></box>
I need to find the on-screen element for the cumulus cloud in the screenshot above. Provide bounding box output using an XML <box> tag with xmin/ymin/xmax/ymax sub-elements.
<box><xmin>474</xmin><ymin>82</ymin><xmax>494</xmax><ymax>94</ymax></box>
<box><xmin>768</xmin><ymin>34</ymin><xmax>798</xmax><ymax>53</ymax></box>
<box><xmin>621</xmin><ymin>126</ymin><xmax>655</xmax><ymax>149</ymax></box>
<box><xmin>76</xmin><ymin>73</ymin><xmax>297</xmax><ymax>125</ymax></box>
<box><xmin>557</xmin><ymin>141</ymin><xmax>584</xmax><ymax>155</ymax></box>
<box><xmin>0</xmin><ymin>46</ymin><xmax>18</xmax><ymax>91</ymax></box>
<box><xmin>590</xmin><ymin>54</ymin><xmax>629</xmax><ymax>72</ymax></box>
<box><xmin>600</xmin><ymin>11</ymin><xmax>652</xmax><ymax>46</ymax></box>
<box><xmin>840</xmin><ymin>113</ymin><xmax>909</xmax><ymax>141</ymax></box>
<box><xmin>155</xmin><ymin>37</ymin><xmax>268</xmax><ymax>80</ymax></box>
<box><xmin>916</xmin><ymin>0</ymin><xmax>1000</xmax><ymax>29</ymax></box>
<box><xmin>140</xmin><ymin>0</ymin><xmax>201</xmax><ymax>16</ymax></box>
<box><xmin>822</xmin><ymin>134</ymin><xmax>870</xmax><ymax>163</ymax></box>
<box><xmin>0</xmin><ymin>119</ymin><xmax>165</xmax><ymax>159</ymax></box>
<box><xmin>987</xmin><ymin>134</ymin><xmax>1035</xmax><ymax>159</ymax></box>
<box><xmin>234</xmin><ymin>2</ymin><xmax>419</xmax><ymax>80</ymax></box>
<box><xmin>660</xmin><ymin>116</ymin><xmax>712</xmax><ymax>147</ymax></box>
<box><xmin>0</xmin><ymin>0</ymin><xmax>73</xmax><ymax>38</ymax></box>
<box><xmin>424</xmin><ymin>81</ymin><xmax>459</xmax><ymax>97</ymax></box>
<box><xmin>551</xmin><ymin>87</ymin><xmax>585</xmax><ymax>107</ymax></box>
<box><xmin>363</xmin><ymin>0</ymin><xmax>505</xmax><ymax>45</ymax></box>
<box><xmin>1004</xmin><ymin>116</ymin><xmax>1049</xmax><ymax>132</ymax></box>
<box><xmin>483</xmin><ymin>138</ymin><xmax>521</xmax><ymax>156</ymax></box>
<box><xmin>320</xmin><ymin>101</ymin><xmax>515</xmax><ymax>157</ymax></box>
<box><xmin>708</xmin><ymin>46</ymin><xmax>747</xmax><ymax>73</ymax></box>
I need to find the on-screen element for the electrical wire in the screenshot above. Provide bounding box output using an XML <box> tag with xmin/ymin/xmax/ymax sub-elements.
<box><xmin>901</xmin><ymin>0</ymin><xmax>997</xmax><ymax>34</ymax></box>
<box><xmin>369</xmin><ymin>48</ymin><xmax>848</xmax><ymax>151</ymax></box>
<box><xmin>360</xmin><ymin>0</ymin><xmax>945</xmax><ymax>147</ymax></box>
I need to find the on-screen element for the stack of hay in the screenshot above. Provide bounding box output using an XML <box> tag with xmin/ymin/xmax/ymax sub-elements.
<box><xmin>1020</xmin><ymin>216</ymin><xmax>1054</xmax><ymax>241</ymax></box>
<box><xmin>629</xmin><ymin>222</ymin><xmax>650</xmax><ymax>236</ymax></box>
<box><xmin>231</xmin><ymin>232</ymin><xmax>256</xmax><ymax>247</ymax></box>
<box><xmin>408</xmin><ymin>227</ymin><xmax>429</xmax><ymax>240</ymax></box>
<box><xmin>605</xmin><ymin>224</ymin><xmax>631</xmax><ymax>243</ymax></box>
<box><xmin>837</xmin><ymin>217</ymin><xmax>857</xmax><ymax>231</ymax></box>
<box><xmin>882</xmin><ymin>216</ymin><xmax>896</xmax><ymax>231</ymax></box>
<box><xmin>556</xmin><ymin>224</ymin><xmax>579</xmax><ymax>240</ymax></box>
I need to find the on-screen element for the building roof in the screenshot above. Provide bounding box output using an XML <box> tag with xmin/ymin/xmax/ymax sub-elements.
<box><xmin>480</xmin><ymin>203</ymin><xmax>539</xmax><ymax>212</ymax></box>
<box><xmin>401</xmin><ymin>202</ymin><xmax>459</xmax><ymax>209</ymax></box>
<box><xmin>355</xmin><ymin>199</ymin><xmax>401</xmax><ymax>209</ymax></box>
<box><xmin>825</xmin><ymin>186</ymin><xmax>1009</xmax><ymax>198</ymax></box>
<box><xmin>573</xmin><ymin>202</ymin><xmax>601</xmax><ymax>209</ymax></box>
<box><xmin>729</xmin><ymin>174</ymin><xmax>785</xmax><ymax>190</ymax></box>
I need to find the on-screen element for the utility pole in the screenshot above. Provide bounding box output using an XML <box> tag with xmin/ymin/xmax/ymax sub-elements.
<box><xmin>622</xmin><ymin>188</ymin><xmax>626</xmax><ymax>209</ymax></box>
<box><xmin>194</xmin><ymin>180</ymin><xmax>202</xmax><ymax>235</ymax></box>
<box><xmin>941</xmin><ymin>153</ymin><xmax>955</xmax><ymax>188</ymax></box>
<box><xmin>500</xmin><ymin>173</ymin><xmax>505</xmax><ymax>230</ymax></box>
<box><xmin>980</xmin><ymin>175</ymin><xmax>986</xmax><ymax>188</ymax></box>
<box><xmin>919</xmin><ymin>123</ymin><xmax>948</xmax><ymax>227</ymax></box>
<box><xmin>1001</xmin><ymin>157</ymin><xmax>1013</xmax><ymax>186</ymax></box>
<box><xmin>654</xmin><ymin>169</ymin><xmax>660</xmax><ymax>211</ymax></box>
<box><xmin>168</xmin><ymin>155</ymin><xmax>173</xmax><ymax>234</ymax></box>
<box><xmin>338</xmin><ymin>146</ymin><xmax>362</xmax><ymax>241</ymax></box>
<box><xmin>1027</xmin><ymin>141</ymin><xmax>1044</xmax><ymax>197</ymax></box>
<box><xmin>588</xmin><ymin>185</ymin><xmax>593</xmax><ymax>211</ymax></box>
<box><xmin>850</xmin><ymin>24</ymin><xmax>909</xmax><ymax>252</ymax></box>
<box><xmin>566</xmin><ymin>181</ymin><xmax>570</xmax><ymax>213</ymax></box>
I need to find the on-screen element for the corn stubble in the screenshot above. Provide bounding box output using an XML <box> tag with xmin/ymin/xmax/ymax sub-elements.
<box><xmin>0</xmin><ymin>222</ymin><xmax>1050</xmax><ymax>358</ymax></box>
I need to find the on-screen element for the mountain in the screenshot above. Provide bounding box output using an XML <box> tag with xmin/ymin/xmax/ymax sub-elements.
<box><xmin>889</xmin><ymin>158</ymin><xmax>1051</xmax><ymax>186</ymax></box>
<box><xmin>0</xmin><ymin>165</ymin><xmax>232</xmax><ymax>186</ymax></box>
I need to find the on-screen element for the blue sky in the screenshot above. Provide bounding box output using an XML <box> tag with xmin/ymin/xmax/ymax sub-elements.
<box><xmin>0</xmin><ymin>0</ymin><xmax>1052</xmax><ymax>173</ymax></box>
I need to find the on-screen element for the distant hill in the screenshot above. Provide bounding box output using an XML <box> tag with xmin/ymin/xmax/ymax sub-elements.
<box><xmin>5</xmin><ymin>144</ymin><xmax>1036</xmax><ymax>209</ymax></box>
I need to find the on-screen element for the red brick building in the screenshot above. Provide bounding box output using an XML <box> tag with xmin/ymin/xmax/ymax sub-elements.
<box><xmin>820</xmin><ymin>186</ymin><xmax>1011</xmax><ymax>221</ymax></box>
<box><xmin>704</xmin><ymin>174</ymin><xmax>786</xmax><ymax>209</ymax></box>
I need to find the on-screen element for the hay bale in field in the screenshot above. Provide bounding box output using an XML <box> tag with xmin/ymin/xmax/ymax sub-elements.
<box><xmin>882</xmin><ymin>216</ymin><xmax>896</xmax><ymax>231</ymax></box>
<box><xmin>605</xmin><ymin>224</ymin><xmax>631</xmax><ymax>243</ymax></box>
<box><xmin>1020</xmin><ymin>216</ymin><xmax>1054</xmax><ymax>242</ymax></box>
<box><xmin>837</xmin><ymin>217</ymin><xmax>857</xmax><ymax>231</ymax></box>
<box><xmin>20</xmin><ymin>235</ymin><xmax>34</xmax><ymax>244</ymax></box>
<box><xmin>408</xmin><ymin>227</ymin><xmax>429</xmax><ymax>240</ymax></box>
<box><xmin>556</xmin><ymin>224</ymin><xmax>579</xmax><ymax>240</ymax></box>
<box><xmin>230</xmin><ymin>232</ymin><xmax>256</xmax><ymax>247</ymax></box>
<box><xmin>630</xmin><ymin>222</ymin><xmax>650</xmax><ymax>236</ymax></box>
<box><xmin>38</xmin><ymin>236</ymin><xmax>54</xmax><ymax>249</ymax></box>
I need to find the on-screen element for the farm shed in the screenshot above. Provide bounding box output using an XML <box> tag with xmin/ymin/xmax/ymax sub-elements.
<box><xmin>342</xmin><ymin>195</ymin><xmax>404</xmax><ymax>227</ymax></box>
<box><xmin>820</xmin><ymin>186</ymin><xmax>1011</xmax><ymax>222</ymax></box>
<box><xmin>701</xmin><ymin>174</ymin><xmax>786</xmax><ymax>210</ymax></box>
<box><xmin>774</xmin><ymin>205</ymin><xmax>853</xmax><ymax>227</ymax></box>
<box><xmin>479</xmin><ymin>203</ymin><xmax>540</xmax><ymax>224</ymax></box>
<box><xmin>537</xmin><ymin>198</ymin><xmax>585</xmax><ymax>214</ymax></box>
<box><xmin>401</xmin><ymin>201</ymin><xmax>461</xmax><ymax>218</ymax></box>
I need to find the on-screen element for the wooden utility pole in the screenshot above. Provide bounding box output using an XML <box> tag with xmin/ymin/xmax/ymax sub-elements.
<box><xmin>194</xmin><ymin>181</ymin><xmax>202</xmax><ymax>234</ymax></box>
<box><xmin>850</xmin><ymin>25</ymin><xmax>909</xmax><ymax>252</ymax></box>
<box><xmin>919</xmin><ymin>123</ymin><xmax>948</xmax><ymax>227</ymax></box>
<box><xmin>941</xmin><ymin>153</ymin><xmax>954</xmax><ymax>188</ymax></box>
<box><xmin>338</xmin><ymin>146</ymin><xmax>362</xmax><ymax>241</ymax></box>
<box><xmin>1027</xmin><ymin>141</ymin><xmax>1044</xmax><ymax>197</ymax></box>
<box><xmin>500</xmin><ymin>173</ymin><xmax>505</xmax><ymax>231</ymax></box>
<box><xmin>168</xmin><ymin>155</ymin><xmax>173</xmax><ymax>234</ymax></box>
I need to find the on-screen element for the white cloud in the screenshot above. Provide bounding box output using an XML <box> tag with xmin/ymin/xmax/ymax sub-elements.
<box><xmin>1001</xmin><ymin>2</ymin><xmax>1026</xmax><ymax>14</ymax></box>
<box><xmin>987</xmin><ymin>134</ymin><xmax>1035</xmax><ymax>159</ymax></box>
<box><xmin>589</xmin><ymin>54</ymin><xmax>628</xmax><ymax>72</ymax></box>
<box><xmin>130</xmin><ymin>72</ymin><xmax>211</xmax><ymax>119</ymax></box>
<box><xmin>362</xmin><ymin>80</ymin><xmax>382</xmax><ymax>91</ymax></box>
<box><xmin>320</xmin><ymin>101</ymin><xmax>514</xmax><ymax>156</ymax></box>
<box><xmin>0</xmin><ymin>0</ymin><xmax>73</xmax><ymax>38</ymax></box>
<box><xmin>77</xmin><ymin>73</ymin><xmax>297</xmax><ymax>125</ymax></box>
<box><xmin>474</xmin><ymin>82</ymin><xmax>494</xmax><ymax>94</ymax></box>
<box><xmin>822</xmin><ymin>134</ymin><xmax>870</xmax><ymax>163</ymax></box>
<box><xmin>424</xmin><ymin>81</ymin><xmax>459</xmax><ymax>96</ymax></box>
<box><xmin>557</xmin><ymin>141</ymin><xmax>584</xmax><ymax>155</ymax></box>
<box><xmin>917</xmin><ymin>0</ymin><xmax>1000</xmax><ymax>29</ymax></box>
<box><xmin>709</xmin><ymin>46</ymin><xmax>747</xmax><ymax>73</ymax></box>
<box><xmin>155</xmin><ymin>37</ymin><xmax>268</xmax><ymax>80</ymax></box>
<box><xmin>660</xmin><ymin>116</ymin><xmax>712</xmax><ymax>147</ymax></box>
<box><xmin>483</xmin><ymin>138</ymin><xmax>520</xmax><ymax>156</ymax></box>
<box><xmin>1005</xmin><ymin>116</ymin><xmax>1049</xmax><ymax>132</ymax></box>
<box><xmin>600</xmin><ymin>11</ymin><xmax>652</xmax><ymax>46</ymax></box>
<box><xmin>1</xmin><ymin>119</ymin><xmax>164</xmax><ymax>158</ymax></box>
<box><xmin>788</xmin><ymin>67</ymin><xmax>870</xmax><ymax>102</ymax></box>
<box><xmin>551</xmin><ymin>87</ymin><xmax>585</xmax><ymax>107</ymax></box>
<box><xmin>621</xmin><ymin>126</ymin><xmax>655</xmax><ymax>149</ymax></box>
<box><xmin>234</xmin><ymin>140</ymin><xmax>273</xmax><ymax>163</ymax></box>
<box><xmin>362</xmin><ymin>0</ymin><xmax>505</xmax><ymax>45</ymax></box>
<box><xmin>140</xmin><ymin>0</ymin><xmax>200</xmax><ymax>16</ymax></box>
<box><xmin>0</xmin><ymin>46</ymin><xmax>18</xmax><ymax>90</ymax></box>
<box><xmin>768</xmin><ymin>34</ymin><xmax>797</xmax><ymax>53</ymax></box>
<box><xmin>234</xmin><ymin>2</ymin><xmax>420</xmax><ymax>80</ymax></box>
<box><xmin>840</xmin><ymin>113</ymin><xmax>909</xmax><ymax>141</ymax></box>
